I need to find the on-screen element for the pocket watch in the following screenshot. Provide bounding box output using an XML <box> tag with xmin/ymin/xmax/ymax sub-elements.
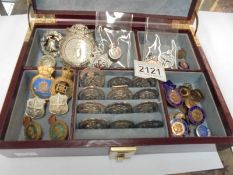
<box><xmin>79</xmin><ymin>67</ymin><xmax>105</xmax><ymax>87</ymax></box>
<box><xmin>41</xmin><ymin>31</ymin><xmax>63</xmax><ymax>57</ymax></box>
<box><xmin>77</xmin><ymin>102</ymin><xmax>105</xmax><ymax>114</ymax></box>
<box><xmin>78</xmin><ymin>86</ymin><xmax>105</xmax><ymax>100</ymax></box>
<box><xmin>25</xmin><ymin>96</ymin><xmax>46</xmax><ymax>119</ymax></box>
<box><xmin>22</xmin><ymin>116</ymin><xmax>42</xmax><ymax>140</ymax></box>
<box><xmin>51</xmin><ymin>67</ymin><xmax>74</xmax><ymax>99</ymax></box>
<box><xmin>48</xmin><ymin>115</ymin><xmax>69</xmax><ymax>140</ymax></box>
<box><xmin>107</xmin><ymin>85</ymin><xmax>133</xmax><ymax>100</ymax></box>
<box><xmin>60</xmin><ymin>24</ymin><xmax>95</xmax><ymax>67</ymax></box>
<box><xmin>31</xmin><ymin>66</ymin><xmax>54</xmax><ymax>100</ymax></box>
<box><xmin>49</xmin><ymin>93</ymin><xmax>68</xmax><ymax>115</ymax></box>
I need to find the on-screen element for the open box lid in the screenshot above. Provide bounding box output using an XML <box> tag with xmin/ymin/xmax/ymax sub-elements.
<box><xmin>31</xmin><ymin>0</ymin><xmax>199</xmax><ymax>22</ymax></box>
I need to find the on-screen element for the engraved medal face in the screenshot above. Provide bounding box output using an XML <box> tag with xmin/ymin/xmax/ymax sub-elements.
<box><xmin>188</xmin><ymin>106</ymin><xmax>205</xmax><ymax>125</ymax></box>
<box><xmin>40</xmin><ymin>31</ymin><xmax>63</xmax><ymax>57</ymax></box>
<box><xmin>60</xmin><ymin>24</ymin><xmax>94</xmax><ymax>67</ymax></box>
<box><xmin>25</xmin><ymin>96</ymin><xmax>46</xmax><ymax>119</ymax></box>
<box><xmin>49</xmin><ymin>93</ymin><xmax>68</xmax><ymax>115</ymax></box>
<box><xmin>51</xmin><ymin>67</ymin><xmax>74</xmax><ymax>98</ymax></box>
<box><xmin>48</xmin><ymin>115</ymin><xmax>68</xmax><ymax>140</ymax></box>
<box><xmin>23</xmin><ymin>116</ymin><xmax>42</xmax><ymax>140</ymax></box>
<box><xmin>31</xmin><ymin>66</ymin><xmax>54</xmax><ymax>100</ymax></box>
<box><xmin>166</xmin><ymin>89</ymin><xmax>183</xmax><ymax>107</ymax></box>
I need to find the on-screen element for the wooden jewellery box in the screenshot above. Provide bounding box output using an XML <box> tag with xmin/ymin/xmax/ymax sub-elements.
<box><xmin>0</xmin><ymin>0</ymin><xmax>233</xmax><ymax>159</ymax></box>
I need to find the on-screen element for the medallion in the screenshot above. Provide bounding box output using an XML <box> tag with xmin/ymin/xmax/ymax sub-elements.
<box><xmin>108</xmin><ymin>43</ymin><xmax>122</xmax><ymax>61</ymax></box>
<box><xmin>136</xmin><ymin>120</ymin><xmax>164</xmax><ymax>128</ymax></box>
<box><xmin>25</xmin><ymin>96</ymin><xmax>46</xmax><ymax>119</ymax></box>
<box><xmin>22</xmin><ymin>116</ymin><xmax>42</xmax><ymax>140</ymax></box>
<box><xmin>39</xmin><ymin>55</ymin><xmax>56</xmax><ymax>67</ymax></box>
<box><xmin>89</xmin><ymin>48</ymin><xmax>112</xmax><ymax>68</ymax></box>
<box><xmin>49</xmin><ymin>93</ymin><xmax>68</xmax><ymax>115</ymax></box>
<box><xmin>77</xmin><ymin>102</ymin><xmax>105</xmax><ymax>114</ymax></box>
<box><xmin>133</xmin><ymin>89</ymin><xmax>159</xmax><ymax>99</ymax></box>
<box><xmin>31</xmin><ymin>66</ymin><xmax>54</xmax><ymax>100</ymax></box>
<box><xmin>133</xmin><ymin>102</ymin><xmax>158</xmax><ymax>113</ymax></box>
<box><xmin>60</xmin><ymin>24</ymin><xmax>95</xmax><ymax>67</ymax></box>
<box><xmin>188</xmin><ymin>105</ymin><xmax>205</xmax><ymax>125</ymax></box>
<box><xmin>78</xmin><ymin>119</ymin><xmax>108</xmax><ymax>129</ymax></box>
<box><xmin>105</xmin><ymin>103</ymin><xmax>132</xmax><ymax>114</ymax></box>
<box><xmin>109</xmin><ymin>120</ymin><xmax>135</xmax><ymax>129</ymax></box>
<box><xmin>178</xmin><ymin>86</ymin><xmax>191</xmax><ymax>97</ymax></box>
<box><xmin>79</xmin><ymin>67</ymin><xmax>105</xmax><ymax>87</ymax></box>
<box><xmin>178</xmin><ymin>60</ymin><xmax>189</xmax><ymax>70</ymax></box>
<box><xmin>108</xmin><ymin>77</ymin><xmax>133</xmax><ymax>87</ymax></box>
<box><xmin>184</xmin><ymin>98</ymin><xmax>197</xmax><ymax>108</ymax></box>
<box><xmin>48</xmin><ymin>115</ymin><xmax>68</xmax><ymax>140</ymax></box>
<box><xmin>166</xmin><ymin>89</ymin><xmax>183</xmax><ymax>107</ymax></box>
<box><xmin>107</xmin><ymin>85</ymin><xmax>133</xmax><ymax>100</ymax></box>
<box><xmin>78</xmin><ymin>86</ymin><xmax>105</xmax><ymax>100</ymax></box>
<box><xmin>170</xmin><ymin>118</ymin><xmax>189</xmax><ymax>137</ymax></box>
<box><xmin>51</xmin><ymin>67</ymin><xmax>74</xmax><ymax>99</ymax></box>
<box><xmin>196</xmin><ymin>124</ymin><xmax>211</xmax><ymax>137</ymax></box>
<box><xmin>177</xmin><ymin>48</ymin><xmax>186</xmax><ymax>59</ymax></box>
<box><xmin>173</xmin><ymin>112</ymin><xmax>186</xmax><ymax>120</ymax></box>
<box><xmin>40</xmin><ymin>30</ymin><xmax>63</xmax><ymax>57</ymax></box>
<box><xmin>190</xmin><ymin>89</ymin><xmax>204</xmax><ymax>102</ymax></box>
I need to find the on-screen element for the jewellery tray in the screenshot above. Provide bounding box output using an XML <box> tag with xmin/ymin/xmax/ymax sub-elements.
<box><xmin>0</xmin><ymin>0</ymin><xmax>233</xmax><ymax>158</ymax></box>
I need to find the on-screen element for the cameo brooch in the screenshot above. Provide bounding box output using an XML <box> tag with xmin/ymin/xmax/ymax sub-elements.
<box><xmin>22</xmin><ymin>116</ymin><xmax>42</xmax><ymax>140</ymax></box>
<box><xmin>31</xmin><ymin>66</ymin><xmax>54</xmax><ymax>100</ymax></box>
<box><xmin>49</xmin><ymin>93</ymin><xmax>68</xmax><ymax>115</ymax></box>
<box><xmin>48</xmin><ymin>115</ymin><xmax>69</xmax><ymax>140</ymax></box>
<box><xmin>40</xmin><ymin>31</ymin><xmax>63</xmax><ymax>57</ymax></box>
<box><xmin>25</xmin><ymin>96</ymin><xmax>46</xmax><ymax>119</ymax></box>
<box><xmin>51</xmin><ymin>67</ymin><xmax>74</xmax><ymax>99</ymax></box>
<box><xmin>60</xmin><ymin>24</ymin><xmax>95</xmax><ymax>67</ymax></box>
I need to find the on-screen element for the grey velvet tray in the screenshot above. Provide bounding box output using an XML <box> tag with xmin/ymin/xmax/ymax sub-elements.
<box><xmin>25</xmin><ymin>28</ymin><xmax>138</xmax><ymax>68</ymax></box>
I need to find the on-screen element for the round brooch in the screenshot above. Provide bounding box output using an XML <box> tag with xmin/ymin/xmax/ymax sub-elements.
<box><xmin>105</xmin><ymin>103</ymin><xmax>132</xmax><ymax>114</ymax></box>
<box><xmin>77</xmin><ymin>102</ymin><xmax>105</xmax><ymax>114</ymax></box>
<box><xmin>48</xmin><ymin>115</ymin><xmax>69</xmax><ymax>140</ymax></box>
<box><xmin>78</xmin><ymin>86</ymin><xmax>105</xmax><ymax>100</ymax></box>
<box><xmin>22</xmin><ymin>116</ymin><xmax>42</xmax><ymax>140</ymax></box>
<box><xmin>79</xmin><ymin>67</ymin><xmax>105</xmax><ymax>87</ymax></box>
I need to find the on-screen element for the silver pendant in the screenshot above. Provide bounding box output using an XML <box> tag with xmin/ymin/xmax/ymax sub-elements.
<box><xmin>49</xmin><ymin>93</ymin><xmax>68</xmax><ymax>115</ymax></box>
<box><xmin>25</xmin><ymin>96</ymin><xmax>46</xmax><ymax>119</ymax></box>
<box><xmin>108</xmin><ymin>43</ymin><xmax>122</xmax><ymax>61</ymax></box>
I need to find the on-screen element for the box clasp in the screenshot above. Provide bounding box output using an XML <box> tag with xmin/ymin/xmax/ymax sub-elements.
<box><xmin>109</xmin><ymin>147</ymin><xmax>137</xmax><ymax>161</ymax></box>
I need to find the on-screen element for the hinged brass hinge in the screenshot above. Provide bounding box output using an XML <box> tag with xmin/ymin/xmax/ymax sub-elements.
<box><xmin>109</xmin><ymin>147</ymin><xmax>137</xmax><ymax>161</ymax></box>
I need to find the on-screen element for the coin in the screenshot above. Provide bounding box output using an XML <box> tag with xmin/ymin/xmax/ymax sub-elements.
<box><xmin>133</xmin><ymin>89</ymin><xmax>159</xmax><ymax>99</ymax></box>
<box><xmin>136</xmin><ymin>120</ymin><xmax>163</xmax><ymax>128</ymax></box>
<box><xmin>78</xmin><ymin>119</ymin><xmax>108</xmax><ymax>129</ymax></box>
<box><xmin>190</xmin><ymin>89</ymin><xmax>204</xmax><ymax>102</ymax></box>
<box><xmin>188</xmin><ymin>105</ymin><xmax>205</xmax><ymax>125</ymax></box>
<box><xmin>78</xmin><ymin>86</ymin><xmax>105</xmax><ymax>100</ymax></box>
<box><xmin>110</xmin><ymin>120</ymin><xmax>135</xmax><ymax>129</ymax></box>
<box><xmin>133</xmin><ymin>102</ymin><xmax>158</xmax><ymax>113</ymax></box>
<box><xmin>77</xmin><ymin>102</ymin><xmax>105</xmax><ymax>114</ymax></box>
<box><xmin>105</xmin><ymin>103</ymin><xmax>132</xmax><ymax>114</ymax></box>
<box><xmin>108</xmin><ymin>77</ymin><xmax>133</xmax><ymax>87</ymax></box>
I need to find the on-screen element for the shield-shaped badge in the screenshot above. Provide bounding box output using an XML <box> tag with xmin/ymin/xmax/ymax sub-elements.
<box><xmin>25</xmin><ymin>96</ymin><xmax>46</xmax><ymax>119</ymax></box>
<box><xmin>49</xmin><ymin>93</ymin><xmax>68</xmax><ymax>115</ymax></box>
